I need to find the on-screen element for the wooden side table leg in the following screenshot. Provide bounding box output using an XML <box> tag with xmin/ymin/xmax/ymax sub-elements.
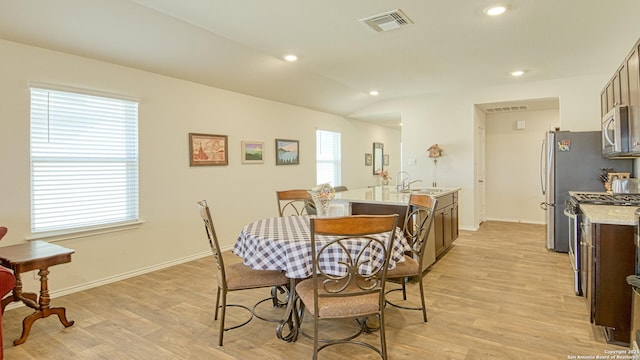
<box><xmin>48</xmin><ymin>307</ymin><xmax>74</xmax><ymax>327</ymax></box>
<box><xmin>14</xmin><ymin>311</ymin><xmax>44</xmax><ymax>346</ymax></box>
<box><xmin>13</xmin><ymin>267</ymin><xmax>75</xmax><ymax>346</ymax></box>
<box><xmin>37</xmin><ymin>267</ymin><xmax>74</xmax><ymax>327</ymax></box>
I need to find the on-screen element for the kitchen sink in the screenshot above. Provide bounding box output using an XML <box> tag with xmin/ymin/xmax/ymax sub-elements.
<box><xmin>390</xmin><ymin>187</ymin><xmax>445</xmax><ymax>195</ymax></box>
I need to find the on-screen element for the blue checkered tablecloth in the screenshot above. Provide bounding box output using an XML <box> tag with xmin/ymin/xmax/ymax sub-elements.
<box><xmin>233</xmin><ymin>215</ymin><xmax>411</xmax><ymax>279</ymax></box>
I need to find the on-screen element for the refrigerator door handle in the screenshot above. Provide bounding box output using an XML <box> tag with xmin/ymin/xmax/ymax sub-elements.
<box><xmin>540</xmin><ymin>202</ymin><xmax>554</xmax><ymax>210</ymax></box>
<box><xmin>539</xmin><ymin>138</ymin><xmax>546</xmax><ymax>195</ymax></box>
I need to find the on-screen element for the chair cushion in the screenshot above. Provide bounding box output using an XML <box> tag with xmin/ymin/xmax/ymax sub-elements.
<box><xmin>385</xmin><ymin>255</ymin><xmax>419</xmax><ymax>278</ymax></box>
<box><xmin>296</xmin><ymin>277</ymin><xmax>380</xmax><ymax>318</ymax></box>
<box><xmin>222</xmin><ymin>262</ymin><xmax>288</xmax><ymax>290</ymax></box>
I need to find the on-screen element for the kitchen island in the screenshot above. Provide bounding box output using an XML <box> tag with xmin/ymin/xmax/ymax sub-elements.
<box><xmin>334</xmin><ymin>186</ymin><xmax>460</xmax><ymax>270</ymax></box>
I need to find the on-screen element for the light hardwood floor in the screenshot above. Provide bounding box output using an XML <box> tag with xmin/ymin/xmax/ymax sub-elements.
<box><xmin>1</xmin><ymin>221</ymin><xmax>626</xmax><ymax>359</ymax></box>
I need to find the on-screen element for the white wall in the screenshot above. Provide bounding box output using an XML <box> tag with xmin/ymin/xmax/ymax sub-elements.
<box><xmin>351</xmin><ymin>74</ymin><xmax>610</xmax><ymax>230</ymax></box>
<box><xmin>485</xmin><ymin>109</ymin><xmax>559</xmax><ymax>223</ymax></box>
<box><xmin>0</xmin><ymin>39</ymin><xmax>400</xmax><ymax>295</ymax></box>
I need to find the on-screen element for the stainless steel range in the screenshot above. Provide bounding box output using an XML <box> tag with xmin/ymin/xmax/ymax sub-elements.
<box><xmin>565</xmin><ymin>192</ymin><xmax>640</xmax><ymax>296</ymax></box>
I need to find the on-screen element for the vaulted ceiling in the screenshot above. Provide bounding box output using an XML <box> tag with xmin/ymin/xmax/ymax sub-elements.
<box><xmin>1</xmin><ymin>0</ymin><xmax>639</xmax><ymax>126</ymax></box>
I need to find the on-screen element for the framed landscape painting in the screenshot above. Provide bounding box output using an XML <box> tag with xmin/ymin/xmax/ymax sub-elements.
<box><xmin>189</xmin><ymin>133</ymin><xmax>228</xmax><ymax>166</ymax></box>
<box><xmin>241</xmin><ymin>141</ymin><xmax>264</xmax><ymax>164</ymax></box>
<box><xmin>275</xmin><ymin>139</ymin><xmax>299</xmax><ymax>165</ymax></box>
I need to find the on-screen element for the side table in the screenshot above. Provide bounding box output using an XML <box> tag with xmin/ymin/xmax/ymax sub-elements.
<box><xmin>0</xmin><ymin>240</ymin><xmax>75</xmax><ymax>345</ymax></box>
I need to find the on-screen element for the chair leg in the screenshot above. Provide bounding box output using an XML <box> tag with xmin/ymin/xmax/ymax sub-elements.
<box><xmin>401</xmin><ymin>277</ymin><xmax>408</xmax><ymax>301</ymax></box>
<box><xmin>313</xmin><ymin>314</ymin><xmax>319</xmax><ymax>360</ymax></box>
<box><xmin>419</xmin><ymin>277</ymin><xmax>428</xmax><ymax>323</ymax></box>
<box><xmin>379</xmin><ymin>313</ymin><xmax>388</xmax><ymax>360</ymax></box>
<box><xmin>214</xmin><ymin>286</ymin><xmax>221</xmax><ymax>320</ymax></box>
<box><xmin>218</xmin><ymin>289</ymin><xmax>227</xmax><ymax>346</ymax></box>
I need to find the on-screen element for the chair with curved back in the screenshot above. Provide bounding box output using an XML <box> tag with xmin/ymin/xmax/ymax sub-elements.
<box><xmin>296</xmin><ymin>214</ymin><xmax>399</xmax><ymax>359</ymax></box>
<box><xmin>385</xmin><ymin>193</ymin><xmax>437</xmax><ymax>322</ymax></box>
<box><xmin>196</xmin><ymin>200</ymin><xmax>289</xmax><ymax>346</ymax></box>
<box><xmin>276</xmin><ymin>189</ymin><xmax>313</xmax><ymax>216</ymax></box>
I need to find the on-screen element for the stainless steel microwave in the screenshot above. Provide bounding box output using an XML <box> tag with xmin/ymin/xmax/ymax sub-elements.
<box><xmin>602</xmin><ymin>105</ymin><xmax>629</xmax><ymax>156</ymax></box>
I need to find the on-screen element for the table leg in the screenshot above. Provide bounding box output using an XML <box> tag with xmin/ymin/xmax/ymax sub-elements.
<box><xmin>13</xmin><ymin>267</ymin><xmax>74</xmax><ymax>346</ymax></box>
<box><xmin>276</xmin><ymin>278</ymin><xmax>301</xmax><ymax>342</ymax></box>
<box><xmin>1</xmin><ymin>271</ymin><xmax>37</xmax><ymax>312</ymax></box>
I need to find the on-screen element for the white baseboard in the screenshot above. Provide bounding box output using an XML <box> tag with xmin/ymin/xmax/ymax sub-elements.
<box><xmin>5</xmin><ymin>250</ymin><xmax>213</xmax><ymax>311</ymax></box>
<box><xmin>485</xmin><ymin>217</ymin><xmax>545</xmax><ymax>225</ymax></box>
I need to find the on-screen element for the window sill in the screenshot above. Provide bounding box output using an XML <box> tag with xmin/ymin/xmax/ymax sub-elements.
<box><xmin>27</xmin><ymin>221</ymin><xmax>145</xmax><ymax>243</ymax></box>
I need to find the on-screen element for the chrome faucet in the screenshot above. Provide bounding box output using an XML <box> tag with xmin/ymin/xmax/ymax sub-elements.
<box><xmin>405</xmin><ymin>179</ymin><xmax>422</xmax><ymax>192</ymax></box>
<box><xmin>396</xmin><ymin>171</ymin><xmax>410</xmax><ymax>192</ymax></box>
<box><xmin>396</xmin><ymin>172</ymin><xmax>422</xmax><ymax>192</ymax></box>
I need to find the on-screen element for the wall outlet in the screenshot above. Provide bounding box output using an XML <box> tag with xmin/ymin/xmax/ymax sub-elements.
<box><xmin>408</xmin><ymin>158</ymin><xmax>417</xmax><ymax>165</ymax></box>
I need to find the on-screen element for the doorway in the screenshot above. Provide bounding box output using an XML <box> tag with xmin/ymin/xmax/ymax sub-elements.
<box><xmin>474</xmin><ymin>98</ymin><xmax>560</xmax><ymax>227</ymax></box>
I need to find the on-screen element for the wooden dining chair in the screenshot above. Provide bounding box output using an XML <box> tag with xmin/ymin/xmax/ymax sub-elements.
<box><xmin>385</xmin><ymin>193</ymin><xmax>437</xmax><ymax>322</ymax></box>
<box><xmin>276</xmin><ymin>189</ymin><xmax>313</xmax><ymax>216</ymax></box>
<box><xmin>296</xmin><ymin>214</ymin><xmax>399</xmax><ymax>359</ymax></box>
<box><xmin>196</xmin><ymin>200</ymin><xmax>289</xmax><ymax>346</ymax></box>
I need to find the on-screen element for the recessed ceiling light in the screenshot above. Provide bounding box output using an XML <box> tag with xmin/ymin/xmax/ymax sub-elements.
<box><xmin>511</xmin><ymin>70</ymin><xmax>525</xmax><ymax>77</ymax></box>
<box><xmin>484</xmin><ymin>5</ymin><xmax>507</xmax><ymax>16</ymax></box>
<box><xmin>369</xmin><ymin>90</ymin><xmax>379</xmax><ymax>96</ymax></box>
<box><xmin>283</xmin><ymin>54</ymin><xmax>298</xmax><ymax>62</ymax></box>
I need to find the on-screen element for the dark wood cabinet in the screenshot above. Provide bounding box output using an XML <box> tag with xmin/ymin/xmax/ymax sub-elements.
<box><xmin>433</xmin><ymin>207</ymin><xmax>446</xmax><ymax>256</ymax></box>
<box><xmin>601</xmin><ymin>38</ymin><xmax>640</xmax><ymax>155</ymax></box>
<box><xmin>585</xmin><ymin>222</ymin><xmax>635</xmax><ymax>346</ymax></box>
<box><xmin>627</xmin><ymin>45</ymin><xmax>640</xmax><ymax>153</ymax></box>
<box><xmin>432</xmin><ymin>192</ymin><xmax>458</xmax><ymax>258</ymax></box>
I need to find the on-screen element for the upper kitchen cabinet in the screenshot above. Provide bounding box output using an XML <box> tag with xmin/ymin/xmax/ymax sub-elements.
<box><xmin>626</xmin><ymin>43</ymin><xmax>640</xmax><ymax>153</ymax></box>
<box><xmin>601</xmin><ymin>38</ymin><xmax>640</xmax><ymax>156</ymax></box>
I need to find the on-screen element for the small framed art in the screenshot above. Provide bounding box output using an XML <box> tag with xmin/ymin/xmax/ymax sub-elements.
<box><xmin>365</xmin><ymin>153</ymin><xmax>372</xmax><ymax>166</ymax></box>
<box><xmin>189</xmin><ymin>133</ymin><xmax>228</xmax><ymax>166</ymax></box>
<box><xmin>241</xmin><ymin>141</ymin><xmax>265</xmax><ymax>164</ymax></box>
<box><xmin>384</xmin><ymin>154</ymin><xmax>389</xmax><ymax>166</ymax></box>
<box><xmin>275</xmin><ymin>139</ymin><xmax>299</xmax><ymax>165</ymax></box>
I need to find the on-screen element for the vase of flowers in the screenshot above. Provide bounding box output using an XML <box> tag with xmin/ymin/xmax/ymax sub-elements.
<box><xmin>308</xmin><ymin>183</ymin><xmax>335</xmax><ymax>217</ymax></box>
<box><xmin>379</xmin><ymin>170</ymin><xmax>391</xmax><ymax>186</ymax></box>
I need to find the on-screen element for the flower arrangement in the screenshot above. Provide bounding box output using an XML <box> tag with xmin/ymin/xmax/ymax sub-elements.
<box><xmin>308</xmin><ymin>183</ymin><xmax>335</xmax><ymax>217</ymax></box>
<box><xmin>379</xmin><ymin>170</ymin><xmax>391</xmax><ymax>181</ymax></box>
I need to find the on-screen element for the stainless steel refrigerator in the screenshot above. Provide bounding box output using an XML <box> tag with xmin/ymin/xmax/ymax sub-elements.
<box><xmin>540</xmin><ymin>131</ymin><xmax>633</xmax><ymax>252</ymax></box>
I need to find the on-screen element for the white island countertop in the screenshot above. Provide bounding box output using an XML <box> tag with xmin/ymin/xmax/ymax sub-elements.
<box><xmin>334</xmin><ymin>186</ymin><xmax>460</xmax><ymax>206</ymax></box>
<box><xmin>579</xmin><ymin>204</ymin><xmax>640</xmax><ymax>226</ymax></box>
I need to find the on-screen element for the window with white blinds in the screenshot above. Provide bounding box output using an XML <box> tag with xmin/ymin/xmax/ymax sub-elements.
<box><xmin>30</xmin><ymin>87</ymin><xmax>139</xmax><ymax>234</ymax></box>
<box><xmin>316</xmin><ymin>130</ymin><xmax>341</xmax><ymax>186</ymax></box>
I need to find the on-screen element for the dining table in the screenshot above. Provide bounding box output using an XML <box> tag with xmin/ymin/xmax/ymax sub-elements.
<box><xmin>233</xmin><ymin>215</ymin><xmax>411</xmax><ymax>342</ymax></box>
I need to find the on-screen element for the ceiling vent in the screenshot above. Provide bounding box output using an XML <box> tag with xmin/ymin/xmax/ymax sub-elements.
<box><xmin>360</xmin><ymin>9</ymin><xmax>413</xmax><ymax>32</ymax></box>
<box><xmin>485</xmin><ymin>105</ymin><xmax>529</xmax><ymax>113</ymax></box>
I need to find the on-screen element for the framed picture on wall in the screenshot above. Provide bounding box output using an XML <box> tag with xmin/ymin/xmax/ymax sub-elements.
<box><xmin>365</xmin><ymin>153</ymin><xmax>372</xmax><ymax>166</ymax></box>
<box><xmin>241</xmin><ymin>141</ymin><xmax>265</xmax><ymax>164</ymax></box>
<box><xmin>189</xmin><ymin>133</ymin><xmax>228</xmax><ymax>166</ymax></box>
<box><xmin>384</xmin><ymin>154</ymin><xmax>389</xmax><ymax>166</ymax></box>
<box><xmin>275</xmin><ymin>139</ymin><xmax>299</xmax><ymax>165</ymax></box>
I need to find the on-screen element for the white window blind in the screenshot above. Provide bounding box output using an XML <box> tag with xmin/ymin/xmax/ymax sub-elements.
<box><xmin>30</xmin><ymin>87</ymin><xmax>139</xmax><ymax>233</ymax></box>
<box><xmin>316</xmin><ymin>130</ymin><xmax>341</xmax><ymax>186</ymax></box>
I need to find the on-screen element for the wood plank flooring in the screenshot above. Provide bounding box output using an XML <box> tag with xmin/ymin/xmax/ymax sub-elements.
<box><xmin>1</xmin><ymin>221</ymin><xmax>626</xmax><ymax>359</ymax></box>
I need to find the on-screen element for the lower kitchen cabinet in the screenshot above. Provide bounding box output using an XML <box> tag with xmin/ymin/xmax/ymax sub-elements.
<box><xmin>585</xmin><ymin>222</ymin><xmax>635</xmax><ymax>346</ymax></box>
<box><xmin>433</xmin><ymin>192</ymin><xmax>459</xmax><ymax>258</ymax></box>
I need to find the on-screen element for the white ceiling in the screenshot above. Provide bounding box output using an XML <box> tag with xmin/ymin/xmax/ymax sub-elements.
<box><xmin>1</xmin><ymin>0</ymin><xmax>640</xmax><ymax>127</ymax></box>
